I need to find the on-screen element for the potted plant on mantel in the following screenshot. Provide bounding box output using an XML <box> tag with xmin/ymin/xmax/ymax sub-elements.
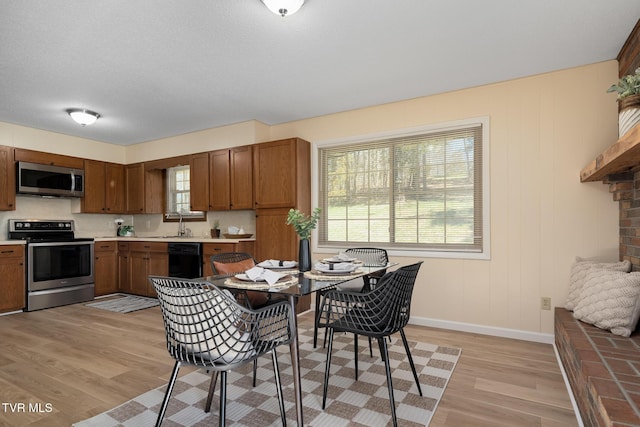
<box><xmin>607</xmin><ymin>67</ymin><xmax>640</xmax><ymax>138</ymax></box>
<box><xmin>286</xmin><ymin>208</ymin><xmax>321</xmax><ymax>272</ymax></box>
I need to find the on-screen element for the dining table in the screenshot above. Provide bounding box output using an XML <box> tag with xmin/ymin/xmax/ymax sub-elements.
<box><xmin>202</xmin><ymin>260</ymin><xmax>396</xmax><ymax>427</ymax></box>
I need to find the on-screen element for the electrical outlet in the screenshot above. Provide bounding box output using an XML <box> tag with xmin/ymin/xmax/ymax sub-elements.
<box><xmin>541</xmin><ymin>297</ymin><xmax>551</xmax><ymax>310</ymax></box>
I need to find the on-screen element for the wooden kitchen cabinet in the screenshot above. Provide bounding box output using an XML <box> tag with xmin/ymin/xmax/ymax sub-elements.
<box><xmin>125</xmin><ymin>163</ymin><xmax>163</xmax><ymax>214</ymax></box>
<box><xmin>82</xmin><ymin>160</ymin><xmax>125</xmax><ymax>213</ymax></box>
<box><xmin>0</xmin><ymin>244</ymin><xmax>25</xmax><ymax>313</ymax></box>
<box><xmin>94</xmin><ymin>241</ymin><xmax>118</xmax><ymax>296</ymax></box>
<box><xmin>253</xmin><ymin>138</ymin><xmax>309</xmax><ymax>209</ymax></box>
<box><xmin>202</xmin><ymin>240</ymin><xmax>255</xmax><ymax>276</ymax></box>
<box><xmin>189</xmin><ymin>152</ymin><xmax>210</xmax><ymax>212</ymax></box>
<box><xmin>117</xmin><ymin>242</ymin><xmax>131</xmax><ymax>294</ymax></box>
<box><xmin>128</xmin><ymin>241</ymin><xmax>168</xmax><ymax>297</ymax></box>
<box><xmin>14</xmin><ymin>147</ymin><xmax>84</xmax><ymax>169</ymax></box>
<box><xmin>0</xmin><ymin>145</ymin><xmax>16</xmax><ymax>211</ymax></box>
<box><xmin>209</xmin><ymin>146</ymin><xmax>253</xmax><ymax>210</ymax></box>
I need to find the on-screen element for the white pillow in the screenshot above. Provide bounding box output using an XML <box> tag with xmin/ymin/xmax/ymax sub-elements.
<box><xmin>572</xmin><ymin>268</ymin><xmax>640</xmax><ymax>337</ymax></box>
<box><xmin>565</xmin><ymin>258</ymin><xmax>631</xmax><ymax>311</ymax></box>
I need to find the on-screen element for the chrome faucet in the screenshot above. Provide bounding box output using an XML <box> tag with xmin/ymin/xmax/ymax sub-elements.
<box><xmin>177</xmin><ymin>212</ymin><xmax>185</xmax><ymax>237</ymax></box>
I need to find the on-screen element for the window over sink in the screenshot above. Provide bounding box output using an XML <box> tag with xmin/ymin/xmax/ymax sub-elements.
<box><xmin>165</xmin><ymin>165</ymin><xmax>205</xmax><ymax>221</ymax></box>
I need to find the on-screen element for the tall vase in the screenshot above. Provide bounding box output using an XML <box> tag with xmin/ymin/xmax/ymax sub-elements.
<box><xmin>299</xmin><ymin>239</ymin><xmax>311</xmax><ymax>272</ymax></box>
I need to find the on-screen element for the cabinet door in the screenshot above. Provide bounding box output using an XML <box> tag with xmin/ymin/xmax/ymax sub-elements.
<box><xmin>253</xmin><ymin>139</ymin><xmax>297</xmax><ymax>209</ymax></box>
<box><xmin>105</xmin><ymin>163</ymin><xmax>125</xmax><ymax>213</ymax></box>
<box><xmin>0</xmin><ymin>146</ymin><xmax>16</xmax><ymax>211</ymax></box>
<box><xmin>129</xmin><ymin>251</ymin><xmax>149</xmax><ymax>296</ymax></box>
<box><xmin>94</xmin><ymin>242</ymin><xmax>118</xmax><ymax>296</ymax></box>
<box><xmin>118</xmin><ymin>243</ymin><xmax>131</xmax><ymax>294</ymax></box>
<box><xmin>146</xmin><ymin>252</ymin><xmax>168</xmax><ymax>296</ymax></box>
<box><xmin>0</xmin><ymin>245</ymin><xmax>25</xmax><ymax>312</ymax></box>
<box><xmin>125</xmin><ymin>163</ymin><xmax>145</xmax><ymax>213</ymax></box>
<box><xmin>83</xmin><ymin>159</ymin><xmax>107</xmax><ymax>213</ymax></box>
<box><xmin>209</xmin><ymin>149</ymin><xmax>230</xmax><ymax>211</ymax></box>
<box><xmin>230</xmin><ymin>146</ymin><xmax>253</xmax><ymax>210</ymax></box>
<box><xmin>190</xmin><ymin>152</ymin><xmax>209</xmax><ymax>212</ymax></box>
<box><xmin>255</xmin><ymin>208</ymin><xmax>298</xmax><ymax>262</ymax></box>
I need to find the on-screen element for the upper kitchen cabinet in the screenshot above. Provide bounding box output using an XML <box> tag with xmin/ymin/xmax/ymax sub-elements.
<box><xmin>0</xmin><ymin>145</ymin><xmax>16</xmax><ymax>210</ymax></box>
<box><xmin>253</xmin><ymin>138</ymin><xmax>310</xmax><ymax>209</ymax></box>
<box><xmin>14</xmin><ymin>147</ymin><xmax>84</xmax><ymax>169</ymax></box>
<box><xmin>81</xmin><ymin>160</ymin><xmax>125</xmax><ymax>213</ymax></box>
<box><xmin>189</xmin><ymin>152</ymin><xmax>209</xmax><ymax>212</ymax></box>
<box><xmin>125</xmin><ymin>162</ymin><xmax>163</xmax><ymax>214</ymax></box>
<box><xmin>209</xmin><ymin>146</ymin><xmax>254</xmax><ymax>211</ymax></box>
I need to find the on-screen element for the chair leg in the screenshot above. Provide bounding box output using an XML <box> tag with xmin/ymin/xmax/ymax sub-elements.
<box><xmin>219</xmin><ymin>371</ymin><xmax>227</xmax><ymax>427</ymax></box>
<box><xmin>204</xmin><ymin>371</ymin><xmax>218</xmax><ymax>413</ymax></box>
<box><xmin>353</xmin><ymin>333</ymin><xmax>359</xmax><ymax>381</ymax></box>
<box><xmin>271</xmin><ymin>349</ymin><xmax>287</xmax><ymax>426</ymax></box>
<box><xmin>314</xmin><ymin>292</ymin><xmax>321</xmax><ymax>348</ymax></box>
<box><xmin>378</xmin><ymin>337</ymin><xmax>398</xmax><ymax>427</ymax></box>
<box><xmin>368</xmin><ymin>336</ymin><xmax>373</xmax><ymax>357</ymax></box>
<box><xmin>400</xmin><ymin>328</ymin><xmax>423</xmax><ymax>396</ymax></box>
<box><xmin>322</xmin><ymin>328</ymin><xmax>335</xmax><ymax>409</ymax></box>
<box><xmin>155</xmin><ymin>361</ymin><xmax>182</xmax><ymax>427</ymax></box>
<box><xmin>252</xmin><ymin>359</ymin><xmax>258</xmax><ymax>387</ymax></box>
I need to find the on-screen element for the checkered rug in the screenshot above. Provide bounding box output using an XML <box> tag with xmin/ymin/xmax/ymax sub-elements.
<box><xmin>74</xmin><ymin>327</ymin><xmax>460</xmax><ymax>427</ymax></box>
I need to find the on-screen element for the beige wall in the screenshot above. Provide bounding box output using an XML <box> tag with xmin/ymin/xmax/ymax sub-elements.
<box><xmin>0</xmin><ymin>60</ymin><xmax>621</xmax><ymax>335</ymax></box>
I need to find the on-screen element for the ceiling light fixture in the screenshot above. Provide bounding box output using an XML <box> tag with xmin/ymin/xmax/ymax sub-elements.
<box><xmin>261</xmin><ymin>0</ymin><xmax>305</xmax><ymax>17</ymax></box>
<box><xmin>66</xmin><ymin>108</ymin><xmax>100</xmax><ymax>126</ymax></box>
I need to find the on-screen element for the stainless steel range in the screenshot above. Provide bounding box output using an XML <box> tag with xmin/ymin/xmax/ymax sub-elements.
<box><xmin>8</xmin><ymin>219</ymin><xmax>94</xmax><ymax>311</ymax></box>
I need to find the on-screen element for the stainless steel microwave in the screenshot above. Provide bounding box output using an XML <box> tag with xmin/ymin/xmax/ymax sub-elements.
<box><xmin>17</xmin><ymin>161</ymin><xmax>85</xmax><ymax>197</ymax></box>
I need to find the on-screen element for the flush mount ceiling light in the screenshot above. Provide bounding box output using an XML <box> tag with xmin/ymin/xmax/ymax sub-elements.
<box><xmin>261</xmin><ymin>0</ymin><xmax>305</xmax><ymax>17</ymax></box>
<box><xmin>66</xmin><ymin>108</ymin><xmax>100</xmax><ymax>126</ymax></box>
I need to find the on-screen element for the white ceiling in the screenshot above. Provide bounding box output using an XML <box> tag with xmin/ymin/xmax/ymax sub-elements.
<box><xmin>1</xmin><ymin>1</ymin><xmax>639</xmax><ymax>146</ymax></box>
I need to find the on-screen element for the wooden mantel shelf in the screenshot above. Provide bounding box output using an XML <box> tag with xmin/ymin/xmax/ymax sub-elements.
<box><xmin>581</xmin><ymin>125</ymin><xmax>640</xmax><ymax>182</ymax></box>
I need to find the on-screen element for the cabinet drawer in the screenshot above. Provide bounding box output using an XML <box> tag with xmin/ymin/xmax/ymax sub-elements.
<box><xmin>203</xmin><ymin>243</ymin><xmax>237</xmax><ymax>257</ymax></box>
<box><xmin>95</xmin><ymin>241</ymin><xmax>117</xmax><ymax>252</ymax></box>
<box><xmin>129</xmin><ymin>241</ymin><xmax>168</xmax><ymax>253</ymax></box>
<box><xmin>0</xmin><ymin>245</ymin><xmax>24</xmax><ymax>258</ymax></box>
<box><xmin>118</xmin><ymin>242</ymin><xmax>130</xmax><ymax>252</ymax></box>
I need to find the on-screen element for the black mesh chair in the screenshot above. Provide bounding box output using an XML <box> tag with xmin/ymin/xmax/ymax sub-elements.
<box><xmin>313</xmin><ymin>247</ymin><xmax>389</xmax><ymax>350</ymax></box>
<box><xmin>318</xmin><ymin>262</ymin><xmax>423</xmax><ymax>427</ymax></box>
<box><xmin>149</xmin><ymin>276</ymin><xmax>293</xmax><ymax>427</ymax></box>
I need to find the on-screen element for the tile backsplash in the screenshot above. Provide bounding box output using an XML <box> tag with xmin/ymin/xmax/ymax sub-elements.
<box><xmin>0</xmin><ymin>195</ymin><xmax>256</xmax><ymax>239</ymax></box>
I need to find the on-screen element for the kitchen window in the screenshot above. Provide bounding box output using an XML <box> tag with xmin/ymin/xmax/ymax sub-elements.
<box><xmin>165</xmin><ymin>165</ymin><xmax>205</xmax><ymax>220</ymax></box>
<box><xmin>317</xmin><ymin>117</ymin><xmax>489</xmax><ymax>258</ymax></box>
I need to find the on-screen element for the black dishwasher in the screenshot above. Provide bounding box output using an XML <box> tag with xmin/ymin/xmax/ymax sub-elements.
<box><xmin>168</xmin><ymin>242</ymin><xmax>203</xmax><ymax>278</ymax></box>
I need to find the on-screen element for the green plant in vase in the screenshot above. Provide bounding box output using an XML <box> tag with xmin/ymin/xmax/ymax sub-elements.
<box><xmin>286</xmin><ymin>208</ymin><xmax>321</xmax><ymax>271</ymax></box>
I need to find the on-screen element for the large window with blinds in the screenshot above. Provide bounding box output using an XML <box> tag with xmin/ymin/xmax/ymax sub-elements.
<box><xmin>317</xmin><ymin>118</ymin><xmax>489</xmax><ymax>257</ymax></box>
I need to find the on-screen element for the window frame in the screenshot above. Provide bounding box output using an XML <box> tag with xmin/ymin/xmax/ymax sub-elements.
<box><xmin>164</xmin><ymin>165</ymin><xmax>206</xmax><ymax>221</ymax></box>
<box><xmin>312</xmin><ymin>116</ymin><xmax>490</xmax><ymax>260</ymax></box>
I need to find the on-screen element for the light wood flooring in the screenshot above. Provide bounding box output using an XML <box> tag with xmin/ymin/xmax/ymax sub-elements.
<box><xmin>0</xmin><ymin>298</ymin><xmax>578</xmax><ymax>426</ymax></box>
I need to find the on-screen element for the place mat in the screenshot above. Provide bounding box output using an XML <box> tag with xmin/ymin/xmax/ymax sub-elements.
<box><xmin>223</xmin><ymin>275</ymin><xmax>298</xmax><ymax>290</ymax></box>
<box><xmin>304</xmin><ymin>269</ymin><xmax>365</xmax><ymax>281</ymax></box>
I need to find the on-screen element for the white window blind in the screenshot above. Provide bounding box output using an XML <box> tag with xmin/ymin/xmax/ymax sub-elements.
<box><xmin>318</xmin><ymin>122</ymin><xmax>484</xmax><ymax>253</ymax></box>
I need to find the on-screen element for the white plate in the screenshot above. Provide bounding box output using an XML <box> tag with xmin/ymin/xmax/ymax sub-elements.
<box><xmin>258</xmin><ymin>261</ymin><xmax>298</xmax><ymax>269</ymax></box>
<box><xmin>234</xmin><ymin>273</ymin><xmax>266</xmax><ymax>282</ymax></box>
<box><xmin>315</xmin><ymin>266</ymin><xmax>359</xmax><ymax>275</ymax></box>
<box><xmin>323</xmin><ymin>256</ymin><xmax>357</xmax><ymax>263</ymax></box>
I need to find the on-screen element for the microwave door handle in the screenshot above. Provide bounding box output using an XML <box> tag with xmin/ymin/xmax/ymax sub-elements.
<box><xmin>70</xmin><ymin>172</ymin><xmax>75</xmax><ymax>192</ymax></box>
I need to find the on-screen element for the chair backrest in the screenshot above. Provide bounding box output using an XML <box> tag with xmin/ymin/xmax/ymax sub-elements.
<box><xmin>148</xmin><ymin>276</ymin><xmax>292</xmax><ymax>369</ymax></box>
<box><xmin>344</xmin><ymin>247</ymin><xmax>388</xmax><ymax>267</ymax></box>
<box><xmin>370</xmin><ymin>261</ymin><xmax>422</xmax><ymax>333</ymax></box>
<box><xmin>210</xmin><ymin>252</ymin><xmax>256</xmax><ymax>275</ymax></box>
<box><xmin>345</xmin><ymin>247</ymin><xmax>389</xmax><ymax>289</ymax></box>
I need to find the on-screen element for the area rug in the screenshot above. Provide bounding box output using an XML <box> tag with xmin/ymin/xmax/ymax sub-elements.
<box><xmin>85</xmin><ymin>295</ymin><xmax>159</xmax><ymax>313</ymax></box>
<box><xmin>73</xmin><ymin>326</ymin><xmax>460</xmax><ymax>427</ymax></box>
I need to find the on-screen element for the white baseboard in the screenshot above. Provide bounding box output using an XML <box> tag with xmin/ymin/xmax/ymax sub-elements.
<box><xmin>408</xmin><ymin>315</ymin><xmax>555</xmax><ymax>344</ymax></box>
<box><xmin>552</xmin><ymin>343</ymin><xmax>585</xmax><ymax>426</ymax></box>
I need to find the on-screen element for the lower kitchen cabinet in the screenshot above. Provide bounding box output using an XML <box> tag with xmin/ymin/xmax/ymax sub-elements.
<box><xmin>0</xmin><ymin>245</ymin><xmax>25</xmax><ymax>313</ymax></box>
<box><xmin>94</xmin><ymin>241</ymin><xmax>118</xmax><ymax>296</ymax></box>
<box><xmin>202</xmin><ymin>241</ymin><xmax>255</xmax><ymax>277</ymax></box>
<box><xmin>128</xmin><ymin>241</ymin><xmax>168</xmax><ymax>297</ymax></box>
<box><xmin>117</xmin><ymin>242</ymin><xmax>131</xmax><ymax>294</ymax></box>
